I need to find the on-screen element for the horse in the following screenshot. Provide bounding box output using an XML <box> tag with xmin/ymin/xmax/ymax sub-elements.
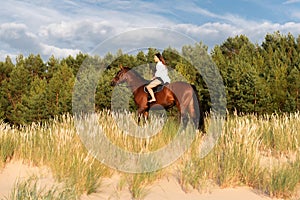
<box><xmin>111</xmin><ymin>66</ymin><xmax>204</xmax><ymax>131</ymax></box>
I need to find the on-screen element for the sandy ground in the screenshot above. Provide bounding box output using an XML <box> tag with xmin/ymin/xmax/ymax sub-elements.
<box><xmin>81</xmin><ymin>175</ymin><xmax>279</xmax><ymax>200</ymax></box>
<box><xmin>0</xmin><ymin>160</ymin><xmax>282</xmax><ymax>200</ymax></box>
<box><xmin>0</xmin><ymin>160</ymin><xmax>55</xmax><ymax>199</ymax></box>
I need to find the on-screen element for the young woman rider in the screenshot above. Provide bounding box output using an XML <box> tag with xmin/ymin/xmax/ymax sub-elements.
<box><xmin>146</xmin><ymin>52</ymin><xmax>170</xmax><ymax>103</ymax></box>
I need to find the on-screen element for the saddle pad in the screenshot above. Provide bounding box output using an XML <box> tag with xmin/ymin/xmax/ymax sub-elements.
<box><xmin>144</xmin><ymin>82</ymin><xmax>170</xmax><ymax>93</ymax></box>
<box><xmin>144</xmin><ymin>83</ymin><xmax>169</xmax><ymax>100</ymax></box>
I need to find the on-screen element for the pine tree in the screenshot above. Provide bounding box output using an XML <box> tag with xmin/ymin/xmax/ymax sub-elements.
<box><xmin>46</xmin><ymin>63</ymin><xmax>74</xmax><ymax>117</ymax></box>
<box><xmin>260</xmin><ymin>31</ymin><xmax>296</xmax><ymax>113</ymax></box>
<box><xmin>287</xmin><ymin>67</ymin><xmax>300</xmax><ymax>111</ymax></box>
<box><xmin>162</xmin><ymin>47</ymin><xmax>181</xmax><ymax>68</ymax></box>
<box><xmin>62</xmin><ymin>52</ymin><xmax>87</xmax><ymax>76</ymax></box>
<box><xmin>0</xmin><ymin>56</ymin><xmax>14</xmax><ymax>83</ymax></box>
<box><xmin>74</xmin><ymin>56</ymin><xmax>105</xmax><ymax>113</ymax></box>
<box><xmin>0</xmin><ymin>56</ymin><xmax>14</xmax><ymax>119</ymax></box>
<box><xmin>136</xmin><ymin>51</ymin><xmax>147</xmax><ymax>66</ymax></box>
<box><xmin>22</xmin><ymin>77</ymin><xmax>48</xmax><ymax>122</ymax></box>
<box><xmin>211</xmin><ymin>35</ymin><xmax>256</xmax><ymax>113</ymax></box>
<box><xmin>46</xmin><ymin>55</ymin><xmax>60</xmax><ymax>80</ymax></box>
<box><xmin>0</xmin><ymin>65</ymin><xmax>31</xmax><ymax>124</ymax></box>
<box><xmin>24</xmin><ymin>54</ymin><xmax>46</xmax><ymax>78</ymax></box>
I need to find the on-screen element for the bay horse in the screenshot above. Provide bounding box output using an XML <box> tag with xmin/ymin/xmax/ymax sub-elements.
<box><xmin>111</xmin><ymin>66</ymin><xmax>204</xmax><ymax>131</ymax></box>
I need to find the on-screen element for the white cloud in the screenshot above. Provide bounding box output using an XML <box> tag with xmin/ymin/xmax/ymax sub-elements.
<box><xmin>171</xmin><ymin>23</ymin><xmax>240</xmax><ymax>49</ymax></box>
<box><xmin>283</xmin><ymin>0</ymin><xmax>300</xmax><ymax>4</ymax></box>
<box><xmin>0</xmin><ymin>1</ymin><xmax>65</xmax><ymax>27</ymax></box>
<box><xmin>40</xmin><ymin>43</ymin><xmax>80</xmax><ymax>58</ymax></box>
<box><xmin>0</xmin><ymin>22</ymin><xmax>82</xmax><ymax>60</ymax></box>
<box><xmin>39</xmin><ymin>20</ymin><xmax>114</xmax><ymax>40</ymax></box>
<box><xmin>174</xmin><ymin>23</ymin><xmax>241</xmax><ymax>37</ymax></box>
<box><xmin>1</xmin><ymin>0</ymin><xmax>300</xmax><ymax>61</ymax></box>
<box><xmin>0</xmin><ymin>23</ymin><xmax>40</xmax><ymax>51</ymax></box>
<box><xmin>0</xmin><ymin>23</ymin><xmax>29</xmax><ymax>39</ymax></box>
<box><xmin>172</xmin><ymin>20</ymin><xmax>300</xmax><ymax>49</ymax></box>
<box><xmin>0</xmin><ymin>50</ymin><xmax>18</xmax><ymax>62</ymax></box>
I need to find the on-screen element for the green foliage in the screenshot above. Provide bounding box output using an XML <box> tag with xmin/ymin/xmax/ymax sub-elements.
<box><xmin>22</xmin><ymin>77</ymin><xmax>48</xmax><ymax>122</ymax></box>
<box><xmin>0</xmin><ymin>32</ymin><xmax>300</xmax><ymax>124</ymax></box>
<box><xmin>47</xmin><ymin>63</ymin><xmax>74</xmax><ymax>116</ymax></box>
<box><xmin>0</xmin><ymin>65</ymin><xmax>31</xmax><ymax>124</ymax></box>
<box><xmin>212</xmin><ymin>32</ymin><xmax>300</xmax><ymax>114</ymax></box>
<box><xmin>24</xmin><ymin>54</ymin><xmax>46</xmax><ymax>78</ymax></box>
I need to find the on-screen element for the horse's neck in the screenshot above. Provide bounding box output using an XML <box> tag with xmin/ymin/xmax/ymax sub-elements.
<box><xmin>127</xmin><ymin>72</ymin><xmax>147</xmax><ymax>92</ymax></box>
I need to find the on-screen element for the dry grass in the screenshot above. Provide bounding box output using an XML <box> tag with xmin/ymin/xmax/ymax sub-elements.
<box><xmin>179</xmin><ymin>112</ymin><xmax>300</xmax><ymax>198</ymax></box>
<box><xmin>0</xmin><ymin>111</ymin><xmax>299</xmax><ymax>199</ymax></box>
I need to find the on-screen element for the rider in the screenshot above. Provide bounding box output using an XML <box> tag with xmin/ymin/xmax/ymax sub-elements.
<box><xmin>146</xmin><ymin>52</ymin><xmax>170</xmax><ymax>103</ymax></box>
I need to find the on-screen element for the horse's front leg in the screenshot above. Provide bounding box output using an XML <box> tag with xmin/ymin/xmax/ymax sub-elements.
<box><xmin>137</xmin><ymin>107</ymin><xmax>149</xmax><ymax>124</ymax></box>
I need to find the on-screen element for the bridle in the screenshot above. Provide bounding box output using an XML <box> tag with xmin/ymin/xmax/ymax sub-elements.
<box><xmin>112</xmin><ymin>68</ymin><xmax>148</xmax><ymax>92</ymax></box>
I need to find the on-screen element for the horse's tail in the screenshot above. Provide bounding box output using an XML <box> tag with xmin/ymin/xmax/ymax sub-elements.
<box><xmin>191</xmin><ymin>84</ymin><xmax>205</xmax><ymax>132</ymax></box>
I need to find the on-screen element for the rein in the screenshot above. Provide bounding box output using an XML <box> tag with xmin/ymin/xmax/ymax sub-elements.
<box><xmin>113</xmin><ymin>68</ymin><xmax>149</xmax><ymax>92</ymax></box>
<box><xmin>115</xmin><ymin>84</ymin><xmax>130</xmax><ymax>88</ymax></box>
<box><xmin>115</xmin><ymin>82</ymin><xmax>148</xmax><ymax>93</ymax></box>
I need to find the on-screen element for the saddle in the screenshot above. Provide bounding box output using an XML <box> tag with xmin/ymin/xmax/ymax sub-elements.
<box><xmin>144</xmin><ymin>82</ymin><xmax>169</xmax><ymax>100</ymax></box>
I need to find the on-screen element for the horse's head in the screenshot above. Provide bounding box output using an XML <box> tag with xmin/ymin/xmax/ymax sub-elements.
<box><xmin>111</xmin><ymin>65</ymin><xmax>130</xmax><ymax>86</ymax></box>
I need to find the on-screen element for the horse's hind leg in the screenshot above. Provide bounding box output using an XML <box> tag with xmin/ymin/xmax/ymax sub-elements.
<box><xmin>175</xmin><ymin>100</ymin><xmax>189</xmax><ymax>128</ymax></box>
<box><xmin>182</xmin><ymin>113</ymin><xmax>189</xmax><ymax>128</ymax></box>
<box><xmin>188</xmin><ymin>95</ymin><xmax>205</xmax><ymax>132</ymax></box>
<box><xmin>188</xmin><ymin>99</ymin><xmax>198</xmax><ymax>128</ymax></box>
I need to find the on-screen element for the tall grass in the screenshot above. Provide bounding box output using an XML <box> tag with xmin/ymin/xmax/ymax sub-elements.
<box><xmin>179</xmin><ymin>113</ymin><xmax>300</xmax><ymax>198</ymax></box>
<box><xmin>258</xmin><ymin>112</ymin><xmax>300</xmax><ymax>154</ymax></box>
<box><xmin>264</xmin><ymin>159</ymin><xmax>300</xmax><ymax>198</ymax></box>
<box><xmin>6</xmin><ymin>176</ymin><xmax>77</xmax><ymax>200</ymax></box>
<box><xmin>179</xmin><ymin>115</ymin><xmax>263</xmax><ymax>190</ymax></box>
<box><xmin>0</xmin><ymin>115</ymin><xmax>111</xmax><ymax>199</ymax></box>
<box><xmin>95</xmin><ymin>110</ymin><xmax>178</xmax><ymax>153</ymax></box>
<box><xmin>126</xmin><ymin>172</ymin><xmax>162</xmax><ymax>200</ymax></box>
<box><xmin>0</xmin><ymin>122</ymin><xmax>15</xmax><ymax>167</ymax></box>
<box><xmin>0</xmin><ymin>111</ymin><xmax>299</xmax><ymax>199</ymax></box>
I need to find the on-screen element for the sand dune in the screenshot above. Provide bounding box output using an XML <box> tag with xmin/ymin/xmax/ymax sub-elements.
<box><xmin>0</xmin><ymin>160</ymin><xmax>54</xmax><ymax>199</ymax></box>
<box><xmin>0</xmin><ymin>160</ymin><xmax>282</xmax><ymax>200</ymax></box>
<box><xmin>81</xmin><ymin>175</ymin><xmax>278</xmax><ymax>200</ymax></box>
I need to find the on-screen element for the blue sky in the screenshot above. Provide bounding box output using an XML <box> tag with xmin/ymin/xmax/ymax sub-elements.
<box><xmin>1</xmin><ymin>0</ymin><xmax>300</xmax><ymax>61</ymax></box>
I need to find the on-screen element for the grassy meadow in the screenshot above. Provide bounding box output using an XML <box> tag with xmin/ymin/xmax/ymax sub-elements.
<box><xmin>0</xmin><ymin>111</ymin><xmax>300</xmax><ymax>199</ymax></box>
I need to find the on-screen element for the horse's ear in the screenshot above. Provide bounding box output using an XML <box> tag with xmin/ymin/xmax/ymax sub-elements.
<box><xmin>119</xmin><ymin>64</ymin><xmax>123</xmax><ymax>69</ymax></box>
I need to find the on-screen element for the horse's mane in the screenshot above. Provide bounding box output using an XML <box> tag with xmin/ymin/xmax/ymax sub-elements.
<box><xmin>122</xmin><ymin>66</ymin><xmax>147</xmax><ymax>82</ymax></box>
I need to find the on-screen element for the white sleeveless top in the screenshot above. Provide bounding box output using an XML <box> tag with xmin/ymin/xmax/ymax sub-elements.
<box><xmin>155</xmin><ymin>61</ymin><xmax>170</xmax><ymax>83</ymax></box>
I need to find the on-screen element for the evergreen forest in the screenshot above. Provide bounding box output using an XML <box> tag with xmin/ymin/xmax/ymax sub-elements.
<box><xmin>1</xmin><ymin>31</ymin><xmax>299</xmax><ymax>125</ymax></box>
